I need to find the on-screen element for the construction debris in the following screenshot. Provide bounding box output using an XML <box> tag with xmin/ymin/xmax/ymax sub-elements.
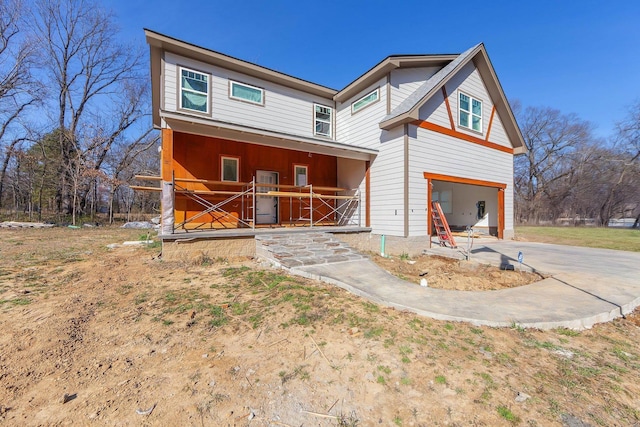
<box><xmin>0</xmin><ymin>221</ymin><xmax>55</xmax><ymax>229</ymax></box>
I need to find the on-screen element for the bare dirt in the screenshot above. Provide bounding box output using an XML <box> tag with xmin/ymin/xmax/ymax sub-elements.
<box><xmin>1</xmin><ymin>227</ymin><xmax>640</xmax><ymax>426</ymax></box>
<box><xmin>370</xmin><ymin>254</ymin><xmax>543</xmax><ymax>291</ymax></box>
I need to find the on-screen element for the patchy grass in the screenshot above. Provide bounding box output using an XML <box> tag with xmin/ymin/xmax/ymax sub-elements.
<box><xmin>516</xmin><ymin>226</ymin><xmax>640</xmax><ymax>252</ymax></box>
<box><xmin>2</xmin><ymin>227</ymin><xmax>640</xmax><ymax>426</ymax></box>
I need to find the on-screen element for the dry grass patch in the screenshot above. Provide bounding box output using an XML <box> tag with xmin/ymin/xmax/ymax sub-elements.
<box><xmin>0</xmin><ymin>227</ymin><xmax>639</xmax><ymax>426</ymax></box>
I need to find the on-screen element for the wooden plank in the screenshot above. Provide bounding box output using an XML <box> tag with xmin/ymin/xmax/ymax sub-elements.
<box><xmin>175</xmin><ymin>177</ymin><xmax>250</xmax><ymax>186</ymax></box>
<box><xmin>134</xmin><ymin>175</ymin><xmax>162</xmax><ymax>181</ymax></box>
<box><xmin>130</xmin><ymin>185</ymin><xmax>162</xmax><ymax>192</ymax></box>
<box><xmin>266</xmin><ymin>191</ymin><xmax>356</xmax><ymax>200</ymax></box>
<box><xmin>173</xmin><ymin>177</ymin><xmax>346</xmax><ymax>193</ymax></box>
<box><xmin>176</xmin><ymin>189</ymin><xmax>244</xmax><ymax>196</ymax></box>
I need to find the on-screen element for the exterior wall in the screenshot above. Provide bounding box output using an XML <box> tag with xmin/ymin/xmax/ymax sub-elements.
<box><xmin>335</xmin><ymin>77</ymin><xmax>408</xmax><ymax>235</ymax></box>
<box><xmin>335</xmin><ymin>77</ymin><xmax>388</xmax><ymax>149</ymax></box>
<box><xmin>337</xmin><ymin>158</ymin><xmax>366</xmax><ymax>225</ymax></box>
<box><xmin>408</xmin><ymin>126</ymin><xmax>515</xmax><ymax>236</ymax></box>
<box><xmin>389</xmin><ymin>67</ymin><xmax>440</xmax><ymax>111</ymax></box>
<box><xmin>163</xmin><ymin>52</ymin><xmax>335</xmax><ymax>141</ymax></box>
<box><xmin>368</xmin><ymin>127</ymin><xmax>405</xmax><ymax>236</ymax></box>
<box><xmin>172</xmin><ymin>132</ymin><xmax>338</xmax><ymax>228</ymax></box>
<box><xmin>406</xmin><ymin>61</ymin><xmax>516</xmax><ymax>237</ymax></box>
<box><xmin>444</xmin><ymin>62</ymin><xmax>511</xmax><ymax>148</ymax></box>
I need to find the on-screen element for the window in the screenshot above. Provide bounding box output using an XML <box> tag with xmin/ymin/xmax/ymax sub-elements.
<box><xmin>314</xmin><ymin>104</ymin><xmax>332</xmax><ymax>137</ymax></box>
<box><xmin>459</xmin><ymin>92</ymin><xmax>482</xmax><ymax>132</ymax></box>
<box><xmin>230</xmin><ymin>81</ymin><xmax>264</xmax><ymax>105</ymax></box>
<box><xmin>351</xmin><ymin>88</ymin><xmax>379</xmax><ymax>114</ymax></box>
<box><xmin>180</xmin><ymin>68</ymin><xmax>209</xmax><ymax>113</ymax></box>
<box><xmin>294</xmin><ymin>165</ymin><xmax>308</xmax><ymax>187</ymax></box>
<box><xmin>221</xmin><ymin>156</ymin><xmax>239</xmax><ymax>182</ymax></box>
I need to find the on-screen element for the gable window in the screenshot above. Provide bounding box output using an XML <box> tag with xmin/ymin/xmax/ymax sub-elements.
<box><xmin>351</xmin><ymin>88</ymin><xmax>379</xmax><ymax>114</ymax></box>
<box><xmin>230</xmin><ymin>81</ymin><xmax>264</xmax><ymax>105</ymax></box>
<box><xmin>180</xmin><ymin>68</ymin><xmax>209</xmax><ymax>113</ymax></box>
<box><xmin>294</xmin><ymin>165</ymin><xmax>308</xmax><ymax>187</ymax></box>
<box><xmin>314</xmin><ymin>104</ymin><xmax>332</xmax><ymax>138</ymax></box>
<box><xmin>221</xmin><ymin>156</ymin><xmax>239</xmax><ymax>182</ymax></box>
<box><xmin>459</xmin><ymin>92</ymin><xmax>482</xmax><ymax>132</ymax></box>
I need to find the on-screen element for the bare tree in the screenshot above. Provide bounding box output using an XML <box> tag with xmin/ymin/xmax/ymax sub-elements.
<box><xmin>105</xmin><ymin>130</ymin><xmax>159</xmax><ymax>223</ymax></box>
<box><xmin>32</xmin><ymin>0</ymin><xmax>143</xmax><ymax>221</ymax></box>
<box><xmin>514</xmin><ymin>106</ymin><xmax>594</xmax><ymax>224</ymax></box>
<box><xmin>0</xmin><ymin>0</ymin><xmax>41</xmax><ymax>208</ymax></box>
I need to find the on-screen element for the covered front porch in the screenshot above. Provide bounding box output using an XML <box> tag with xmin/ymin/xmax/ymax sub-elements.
<box><xmin>136</xmin><ymin>115</ymin><xmax>377</xmax><ymax>236</ymax></box>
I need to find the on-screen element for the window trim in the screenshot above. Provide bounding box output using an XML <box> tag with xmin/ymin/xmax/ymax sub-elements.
<box><xmin>351</xmin><ymin>88</ymin><xmax>380</xmax><ymax>114</ymax></box>
<box><xmin>293</xmin><ymin>164</ymin><xmax>309</xmax><ymax>187</ymax></box>
<box><xmin>458</xmin><ymin>91</ymin><xmax>483</xmax><ymax>133</ymax></box>
<box><xmin>220</xmin><ymin>155</ymin><xmax>240</xmax><ymax>182</ymax></box>
<box><xmin>229</xmin><ymin>80</ymin><xmax>265</xmax><ymax>106</ymax></box>
<box><xmin>313</xmin><ymin>103</ymin><xmax>333</xmax><ymax>138</ymax></box>
<box><xmin>178</xmin><ymin>66</ymin><xmax>210</xmax><ymax>115</ymax></box>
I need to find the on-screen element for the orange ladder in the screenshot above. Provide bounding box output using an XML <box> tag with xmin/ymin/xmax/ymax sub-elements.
<box><xmin>431</xmin><ymin>201</ymin><xmax>457</xmax><ymax>248</ymax></box>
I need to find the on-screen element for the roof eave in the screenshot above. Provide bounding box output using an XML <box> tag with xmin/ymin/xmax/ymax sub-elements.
<box><xmin>334</xmin><ymin>55</ymin><xmax>457</xmax><ymax>103</ymax></box>
<box><xmin>145</xmin><ymin>29</ymin><xmax>338</xmax><ymax>99</ymax></box>
<box><xmin>471</xmin><ymin>49</ymin><xmax>526</xmax><ymax>152</ymax></box>
<box><xmin>379</xmin><ymin>112</ymin><xmax>419</xmax><ymax>130</ymax></box>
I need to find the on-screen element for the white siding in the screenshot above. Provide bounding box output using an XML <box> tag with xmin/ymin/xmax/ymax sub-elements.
<box><xmin>389</xmin><ymin>67</ymin><xmax>440</xmax><ymax>111</ymax></box>
<box><xmin>408</xmin><ymin>126</ymin><xmax>515</xmax><ymax>236</ymax></box>
<box><xmin>369</xmin><ymin>127</ymin><xmax>405</xmax><ymax>236</ymax></box>
<box><xmin>418</xmin><ymin>90</ymin><xmax>451</xmax><ymax>129</ymax></box>
<box><xmin>335</xmin><ymin>78</ymin><xmax>388</xmax><ymax>149</ymax></box>
<box><xmin>487</xmin><ymin>113</ymin><xmax>510</xmax><ymax>148</ymax></box>
<box><xmin>335</xmin><ymin>79</ymin><xmax>407</xmax><ymax>235</ymax></box>
<box><xmin>163</xmin><ymin>52</ymin><xmax>334</xmax><ymax>140</ymax></box>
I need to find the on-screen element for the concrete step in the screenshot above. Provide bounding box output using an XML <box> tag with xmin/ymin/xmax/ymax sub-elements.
<box><xmin>255</xmin><ymin>232</ymin><xmax>366</xmax><ymax>269</ymax></box>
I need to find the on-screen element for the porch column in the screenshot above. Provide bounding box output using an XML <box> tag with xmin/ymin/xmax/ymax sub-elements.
<box><xmin>498</xmin><ymin>188</ymin><xmax>504</xmax><ymax>239</ymax></box>
<box><xmin>161</xmin><ymin>128</ymin><xmax>175</xmax><ymax>234</ymax></box>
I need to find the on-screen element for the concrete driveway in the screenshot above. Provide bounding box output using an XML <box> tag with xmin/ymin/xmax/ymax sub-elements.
<box><xmin>291</xmin><ymin>238</ymin><xmax>640</xmax><ymax>330</ymax></box>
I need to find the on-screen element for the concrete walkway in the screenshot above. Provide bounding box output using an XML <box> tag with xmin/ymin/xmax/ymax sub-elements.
<box><xmin>289</xmin><ymin>238</ymin><xmax>640</xmax><ymax>330</ymax></box>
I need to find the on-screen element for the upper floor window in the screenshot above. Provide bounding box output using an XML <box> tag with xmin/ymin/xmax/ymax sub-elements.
<box><xmin>180</xmin><ymin>68</ymin><xmax>209</xmax><ymax>113</ymax></box>
<box><xmin>314</xmin><ymin>104</ymin><xmax>332</xmax><ymax>138</ymax></box>
<box><xmin>221</xmin><ymin>156</ymin><xmax>239</xmax><ymax>182</ymax></box>
<box><xmin>351</xmin><ymin>88</ymin><xmax>379</xmax><ymax>114</ymax></box>
<box><xmin>459</xmin><ymin>92</ymin><xmax>482</xmax><ymax>132</ymax></box>
<box><xmin>230</xmin><ymin>81</ymin><xmax>264</xmax><ymax>105</ymax></box>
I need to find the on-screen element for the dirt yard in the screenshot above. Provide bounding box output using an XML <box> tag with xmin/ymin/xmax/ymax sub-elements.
<box><xmin>1</xmin><ymin>228</ymin><xmax>639</xmax><ymax>426</ymax></box>
<box><xmin>370</xmin><ymin>254</ymin><xmax>543</xmax><ymax>291</ymax></box>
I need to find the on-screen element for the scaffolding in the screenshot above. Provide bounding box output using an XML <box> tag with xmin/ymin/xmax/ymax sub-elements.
<box><xmin>133</xmin><ymin>175</ymin><xmax>361</xmax><ymax>233</ymax></box>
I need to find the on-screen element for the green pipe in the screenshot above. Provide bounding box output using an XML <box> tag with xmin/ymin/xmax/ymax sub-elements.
<box><xmin>381</xmin><ymin>234</ymin><xmax>386</xmax><ymax>257</ymax></box>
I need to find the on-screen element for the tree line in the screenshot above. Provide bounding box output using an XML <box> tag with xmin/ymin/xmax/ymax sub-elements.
<box><xmin>0</xmin><ymin>0</ymin><xmax>158</xmax><ymax>224</ymax></box>
<box><xmin>514</xmin><ymin>102</ymin><xmax>639</xmax><ymax>227</ymax></box>
<box><xmin>1</xmin><ymin>0</ymin><xmax>638</xmax><ymax>227</ymax></box>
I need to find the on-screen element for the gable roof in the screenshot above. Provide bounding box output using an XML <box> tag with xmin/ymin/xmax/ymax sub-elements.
<box><xmin>333</xmin><ymin>54</ymin><xmax>458</xmax><ymax>103</ymax></box>
<box><xmin>145</xmin><ymin>30</ymin><xmax>525</xmax><ymax>154</ymax></box>
<box><xmin>378</xmin><ymin>44</ymin><xmax>526</xmax><ymax>154</ymax></box>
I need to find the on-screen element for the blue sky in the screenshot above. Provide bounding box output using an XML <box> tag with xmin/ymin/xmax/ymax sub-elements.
<box><xmin>110</xmin><ymin>0</ymin><xmax>640</xmax><ymax>138</ymax></box>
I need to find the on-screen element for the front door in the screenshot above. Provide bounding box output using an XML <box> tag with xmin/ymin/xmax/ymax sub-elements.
<box><xmin>256</xmin><ymin>170</ymin><xmax>278</xmax><ymax>224</ymax></box>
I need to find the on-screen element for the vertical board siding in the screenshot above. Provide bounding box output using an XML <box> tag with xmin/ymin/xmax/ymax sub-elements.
<box><xmin>164</xmin><ymin>52</ymin><xmax>334</xmax><ymax>140</ymax></box>
<box><xmin>389</xmin><ymin>67</ymin><xmax>440</xmax><ymax>111</ymax></box>
<box><xmin>172</xmin><ymin>132</ymin><xmax>340</xmax><ymax>226</ymax></box>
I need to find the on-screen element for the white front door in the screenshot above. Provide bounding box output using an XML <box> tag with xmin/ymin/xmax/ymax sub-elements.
<box><xmin>256</xmin><ymin>170</ymin><xmax>278</xmax><ymax>224</ymax></box>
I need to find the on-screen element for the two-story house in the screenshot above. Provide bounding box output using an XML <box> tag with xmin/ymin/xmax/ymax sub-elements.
<box><xmin>142</xmin><ymin>30</ymin><xmax>525</xmax><ymax>257</ymax></box>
